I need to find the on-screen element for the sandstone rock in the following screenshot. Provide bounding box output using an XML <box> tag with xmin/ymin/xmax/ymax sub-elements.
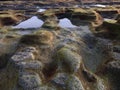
<box><xmin>0</xmin><ymin>11</ymin><xmax>27</xmax><ymax>27</ymax></box>
<box><xmin>20</xmin><ymin>30</ymin><xmax>54</xmax><ymax>45</ymax></box>
<box><xmin>95</xmin><ymin>20</ymin><xmax>120</xmax><ymax>40</ymax></box>
<box><xmin>56</xmin><ymin>47</ymin><xmax>82</xmax><ymax>73</ymax></box>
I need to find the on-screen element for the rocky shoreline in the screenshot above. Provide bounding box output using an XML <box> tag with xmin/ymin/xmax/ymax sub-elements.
<box><xmin>0</xmin><ymin>1</ymin><xmax>120</xmax><ymax>90</ymax></box>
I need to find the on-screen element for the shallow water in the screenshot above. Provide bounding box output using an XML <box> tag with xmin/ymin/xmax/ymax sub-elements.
<box><xmin>58</xmin><ymin>18</ymin><xmax>77</xmax><ymax>28</ymax></box>
<box><xmin>12</xmin><ymin>16</ymin><xmax>44</xmax><ymax>29</ymax></box>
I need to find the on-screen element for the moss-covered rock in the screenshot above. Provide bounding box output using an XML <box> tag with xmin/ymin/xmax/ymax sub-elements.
<box><xmin>55</xmin><ymin>47</ymin><xmax>82</xmax><ymax>73</ymax></box>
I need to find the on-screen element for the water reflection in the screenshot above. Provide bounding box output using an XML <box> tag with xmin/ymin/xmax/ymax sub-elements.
<box><xmin>13</xmin><ymin>16</ymin><xmax>44</xmax><ymax>29</ymax></box>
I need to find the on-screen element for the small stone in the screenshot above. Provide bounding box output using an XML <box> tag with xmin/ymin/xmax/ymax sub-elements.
<box><xmin>18</xmin><ymin>72</ymin><xmax>42</xmax><ymax>90</ymax></box>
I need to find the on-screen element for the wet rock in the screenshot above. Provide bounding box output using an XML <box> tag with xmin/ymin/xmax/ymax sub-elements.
<box><xmin>56</xmin><ymin>47</ymin><xmax>82</xmax><ymax>73</ymax></box>
<box><xmin>18</xmin><ymin>72</ymin><xmax>42</xmax><ymax>90</ymax></box>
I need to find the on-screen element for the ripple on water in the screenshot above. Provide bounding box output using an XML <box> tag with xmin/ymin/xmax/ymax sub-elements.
<box><xmin>12</xmin><ymin>16</ymin><xmax>44</xmax><ymax>29</ymax></box>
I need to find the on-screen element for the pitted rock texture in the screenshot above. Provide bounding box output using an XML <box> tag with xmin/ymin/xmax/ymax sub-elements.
<box><xmin>0</xmin><ymin>7</ymin><xmax>120</xmax><ymax>90</ymax></box>
<box><xmin>18</xmin><ymin>72</ymin><xmax>42</xmax><ymax>90</ymax></box>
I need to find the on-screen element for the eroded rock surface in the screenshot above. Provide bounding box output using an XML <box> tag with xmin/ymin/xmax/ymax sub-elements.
<box><xmin>0</xmin><ymin>6</ymin><xmax>119</xmax><ymax>90</ymax></box>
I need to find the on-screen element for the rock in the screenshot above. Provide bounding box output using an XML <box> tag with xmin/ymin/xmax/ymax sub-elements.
<box><xmin>94</xmin><ymin>20</ymin><xmax>120</xmax><ymax>40</ymax></box>
<box><xmin>107</xmin><ymin>61</ymin><xmax>120</xmax><ymax>71</ymax></box>
<box><xmin>15</xmin><ymin>61</ymin><xmax>43</xmax><ymax>70</ymax></box>
<box><xmin>33</xmin><ymin>86</ymin><xmax>56</xmax><ymax>90</ymax></box>
<box><xmin>51</xmin><ymin>73</ymin><xmax>85</xmax><ymax>90</ymax></box>
<box><xmin>51</xmin><ymin>73</ymin><xmax>68</xmax><ymax>89</ymax></box>
<box><xmin>20</xmin><ymin>30</ymin><xmax>54</xmax><ymax>45</ymax></box>
<box><xmin>66</xmin><ymin>75</ymin><xmax>85</xmax><ymax>90</ymax></box>
<box><xmin>56</xmin><ymin>47</ymin><xmax>82</xmax><ymax>73</ymax></box>
<box><xmin>18</xmin><ymin>72</ymin><xmax>42</xmax><ymax>90</ymax></box>
<box><xmin>112</xmin><ymin>52</ymin><xmax>120</xmax><ymax>60</ymax></box>
<box><xmin>113</xmin><ymin>46</ymin><xmax>120</xmax><ymax>53</ymax></box>
<box><xmin>22</xmin><ymin>47</ymin><xmax>38</xmax><ymax>53</ymax></box>
<box><xmin>0</xmin><ymin>10</ymin><xmax>27</xmax><ymax>27</ymax></box>
<box><xmin>82</xmin><ymin>69</ymin><xmax>97</xmax><ymax>82</ymax></box>
<box><xmin>42</xmin><ymin>16</ymin><xmax>60</xmax><ymax>29</ymax></box>
<box><xmin>37</xmin><ymin>8</ymin><xmax>103</xmax><ymax>27</ymax></box>
<box><xmin>96</xmin><ymin>79</ymin><xmax>107</xmax><ymax>90</ymax></box>
<box><xmin>11</xmin><ymin>51</ymin><xmax>35</xmax><ymax>62</ymax></box>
